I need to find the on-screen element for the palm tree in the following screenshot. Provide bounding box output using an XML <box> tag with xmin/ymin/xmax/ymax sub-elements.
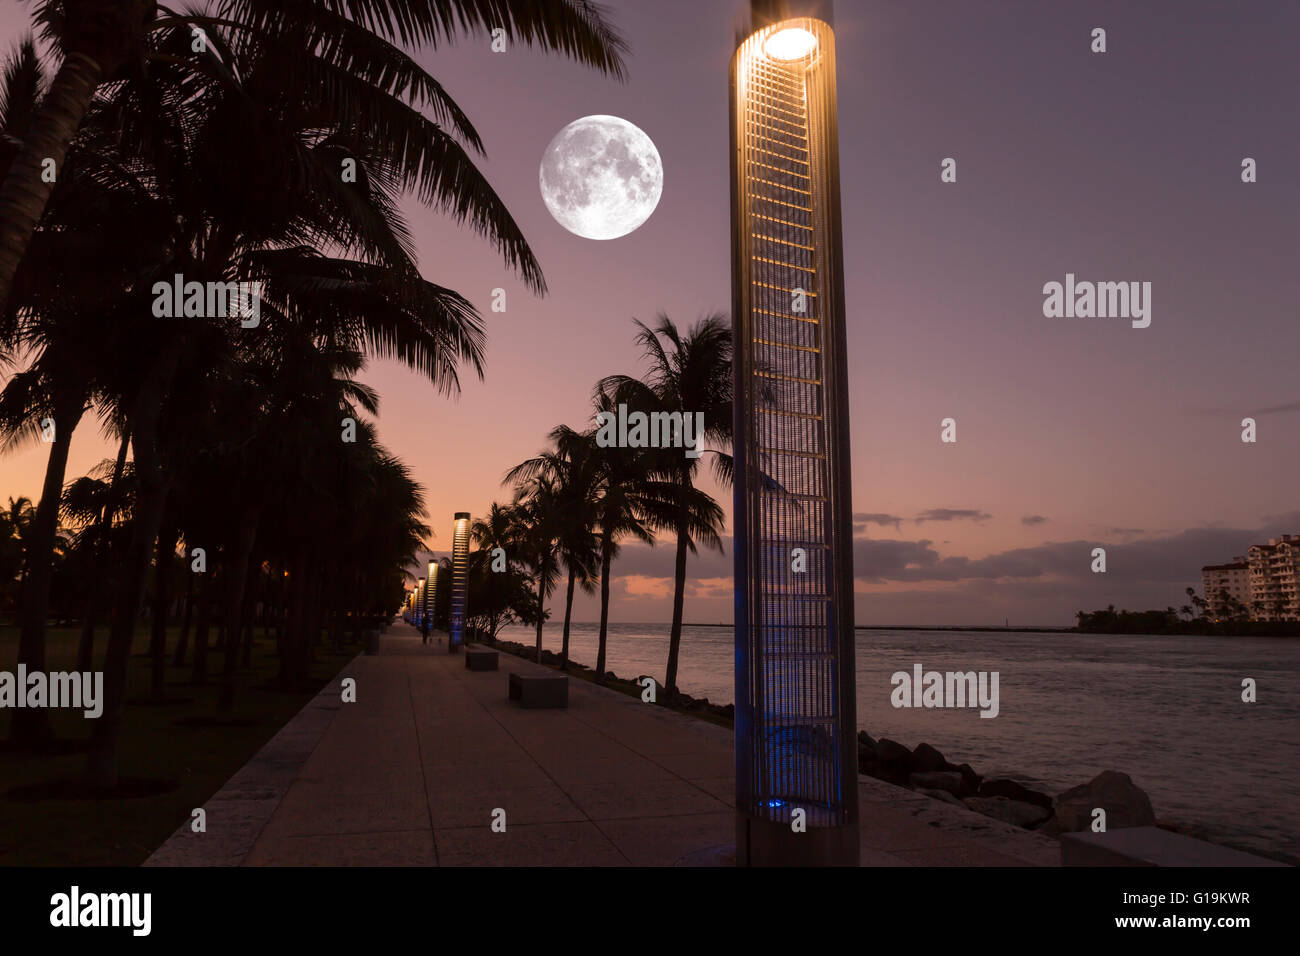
<box><xmin>550</xmin><ymin>443</ymin><xmax>600</xmax><ymax>671</ymax></box>
<box><xmin>510</xmin><ymin>475</ymin><xmax>562</xmax><ymax>661</ymax></box>
<box><xmin>599</xmin><ymin>314</ymin><xmax>732</xmax><ymax>694</ymax></box>
<box><xmin>558</xmin><ymin>399</ymin><xmax>673</xmax><ymax>684</ymax></box>
<box><xmin>466</xmin><ymin>507</ymin><xmax>537</xmax><ymax>641</ymax></box>
<box><xmin>0</xmin><ymin>0</ymin><xmax>629</xmax><ymax>313</ymax></box>
<box><xmin>506</xmin><ymin>430</ymin><xmax>600</xmax><ymax>670</ymax></box>
<box><xmin>1</xmin><ymin>33</ymin><xmax>198</xmax><ymax>743</ymax></box>
<box><xmin>0</xmin><ymin>0</ymin><xmax>159</xmax><ymax>313</ymax></box>
<box><xmin>0</xmin><ymin>36</ymin><xmax>96</xmax><ymax>744</ymax></box>
<box><xmin>59</xmin><ymin>444</ymin><xmax>132</xmax><ymax>670</ymax></box>
<box><xmin>470</xmin><ymin>501</ymin><xmax>521</xmax><ymax>640</ymax></box>
<box><xmin>2</xmin><ymin>0</ymin><xmax>626</xmax><ymax>783</ymax></box>
<box><xmin>0</xmin><ymin>496</ymin><xmax>35</xmax><ymax>616</ymax></box>
<box><xmin>61</xmin><ymin>3</ymin><xmax>621</xmax><ymax>788</ymax></box>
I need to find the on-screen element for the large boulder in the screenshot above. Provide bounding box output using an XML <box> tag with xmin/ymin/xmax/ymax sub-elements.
<box><xmin>1053</xmin><ymin>770</ymin><xmax>1156</xmax><ymax>832</ymax></box>
<box><xmin>870</xmin><ymin>738</ymin><xmax>912</xmax><ymax>785</ymax></box>
<box><xmin>857</xmin><ymin>734</ymin><xmax>878</xmax><ymax>775</ymax></box>
<box><xmin>948</xmin><ymin>762</ymin><xmax>983</xmax><ymax>797</ymax></box>
<box><xmin>910</xmin><ymin>742</ymin><xmax>947</xmax><ymax>773</ymax></box>
<box><xmin>909</xmin><ymin>771</ymin><xmax>964</xmax><ymax>796</ymax></box>
<box><xmin>917</xmin><ymin>787</ymin><xmax>965</xmax><ymax>807</ymax></box>
<box><xmin>978</xmin><ymin>777</ymin><xmax>1053</xmax><ymax>810</ymax></box>
<box><xmin>874</xmin><ymin>737</ymin><xmax>912</xmax><ymax>765</ymax></box>
<box><xmin>964</xmin><ymin>795</ymin><xmax>1052</xmax><ymax>829</ymax></box>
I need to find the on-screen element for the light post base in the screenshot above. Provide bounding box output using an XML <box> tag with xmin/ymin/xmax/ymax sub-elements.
<box><xmin>735</xmin><ymin>813</ymin><xmax>859</xmax><ymax>867</ymax></box>
<box><xmin>673</xmin><ymin>843</ymin><xmax>736</xmax><ymax>867</ymax></box>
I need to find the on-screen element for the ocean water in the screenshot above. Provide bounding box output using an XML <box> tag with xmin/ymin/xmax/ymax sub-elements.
<box><xmin>499</xmin><ymin>622</ymin><xmax>1300</xmax><ymax>863</ymax></box>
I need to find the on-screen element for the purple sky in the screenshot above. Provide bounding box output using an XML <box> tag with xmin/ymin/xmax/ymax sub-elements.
<box><xmin>4</xmin><ymin>0</ymin><xmax>1298</xmax><ymax>625</ymax></box>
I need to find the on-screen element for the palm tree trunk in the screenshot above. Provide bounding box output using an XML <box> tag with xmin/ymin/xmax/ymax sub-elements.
<box><xmin>534</xmin><ymin>570</ymin><xmax>545</xmax><ymax>662</ymax></box>
<box><xmin>88</xmin><ymin>333</ymin><xmax>181</xmax><ymax>788</ymax></box>
<box><xmin>76</xmin><ymin>428</ymin><xmax>130</xmax><ymax>673</ymax></box>
<box><xmin>281</xmin><ymin>547</ymin><xmax>309</xmax><ymax>690</ymax></box>
<box><xmin>302</xmin><ymin>561</ymin><xmax>324</xmax><ymax>680</ymax></box>
<box><xmin>11</xmin><ymin>400</ymin><xmax>83</xmax><ymax>747</ymax></box>
<box><xmin>148</xmin><ymin>523</ymin><xmax>177</xmax><ymax>701</ymax></box>
<box><xmin>329</xmin><ymin>606</ymin><xmax>343</xmax><ymax>653</ymax></box>
<box><xmin>664</xmin><ymin>501</ymin><xmax>690</xmax><ymax>695</ymax></box>
<box><xmin>88</xmin><ymin>418</ymin><xmax>171</xmax><ymax>789</ymax></box>
<box><xmin>0</xmin><ymin>52</ymin><xmax>106</xmax><ymax>315</ymax></box>
<box><xmin>560</xmin><ymin>566</ymin><xmax>577</xmax><ymax>671</ymax></box>
<box><xmin>75</xmin><ymin>598</ymin><xmax>98</xmax><ymax>674</ymax></box>
<box><xmin>172</xmin><ymin>568</ymin><xmax>194</xmax><ymax>666</ymax></box>
<box><xmin>241</xmin><ymin>559</ymin><xmax>260</xmax><ymax>667</ymax></box>
<box><xmin>217</xmin><ymin>506</ymin><xmax>259</xmax><ymax>714</ymax></box>
<box><xmin>190</xmin><ymin>588</ymin><xmax>212</xmax><ymax>684</ymax></box>
<box><xmin>595</xmin><ymin>531</ymin><xmax>613</xmax><ymax>684</ymax></box>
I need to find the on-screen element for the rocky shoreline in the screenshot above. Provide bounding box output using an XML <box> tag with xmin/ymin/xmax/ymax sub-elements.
<box><xmin>483</xmin><ymin>637</ymin><xmax>1158</xmax><ymax>839</ymax></box>
<box><xmin>854</xmin><ymin>731</ymin><xmax>1157</xmax><ymax>836</ymax></box>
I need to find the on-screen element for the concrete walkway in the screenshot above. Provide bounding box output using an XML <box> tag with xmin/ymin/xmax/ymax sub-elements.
<box><xmin>147</xmin><ymin>624</ymin><xmax>1059</xmax><ymax>866</ymax></box>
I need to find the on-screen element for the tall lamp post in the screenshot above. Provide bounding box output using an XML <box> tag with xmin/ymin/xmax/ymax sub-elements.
<box><xmin>448</xmin><ymin>513</ymin><xmax>471</xmax><ymax>652</ymax></box>
<box><xmin>730</xmin><ymin>0</ymin><xmax>859</xmax><ymax>866</ymax></box>
<box><xmin>425</xmin><ymin>560</ymin><xmax>440</xmax><ymax>643</ymax></box>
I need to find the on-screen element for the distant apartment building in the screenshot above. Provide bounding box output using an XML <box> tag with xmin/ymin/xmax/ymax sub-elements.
<box><xmin>1201</xmin><ymin>557</ymin><xmax>1250</xmax><ymax>618</ymax></box>
<box><xmin>1247</xmin><ymin>535</ymin><xmax>1300</xmax><ymax>621</ymax></box>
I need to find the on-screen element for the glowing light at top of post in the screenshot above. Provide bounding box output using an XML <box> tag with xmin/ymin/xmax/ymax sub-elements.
<box><xmin>763</xmin><ymin>26</ymin><xmax>818</xmax><ymax>61</ymax></box>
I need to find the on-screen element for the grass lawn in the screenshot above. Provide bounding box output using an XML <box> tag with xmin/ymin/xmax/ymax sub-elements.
<box><xmin>0</xmin><ymin>624</ymin><xmax>356</xmax><ymax>866</ymax></box>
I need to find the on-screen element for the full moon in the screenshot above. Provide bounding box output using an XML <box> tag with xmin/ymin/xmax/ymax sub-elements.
<box><xmin>539</xmin><ymin>115</ymin><xmax>663</xmax><ymax>240</ymax></box>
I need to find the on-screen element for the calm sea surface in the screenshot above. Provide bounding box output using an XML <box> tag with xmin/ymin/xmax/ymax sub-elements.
<box><xmin>499</xmin><ymin>622</ymin><xmax>1299</xmax><ymax>862</ymax></box>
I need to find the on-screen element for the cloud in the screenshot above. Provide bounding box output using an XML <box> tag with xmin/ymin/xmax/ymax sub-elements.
<box><xmin>1260</xmin><ymin>510</ymin><xmax>1300</xmax><ymax>528</ymax></box>
<box><xmin>1196</xmin><ymin>401</ymin><xmax>1300</xmax><ymax>417</ymax></box>
<box><xmin>1253</xmin><ymin>402</ymin><xmax>1300</xmax><ymax>416</ymax></box>
<box><xmin>619</xmin><ymin>574</ymin><xmax>673</xmax><ymax>600</ymax></box>
<box><xmin>853</xmin><ymin>512</ymin><xmax>903</xmax><ymax>532</ymax></box>
<box><xmin>554</xmin><ymin>512</ymin><xmax>1300</xmax><ymax>627</ymax></box>
<box><xmin>855</xmin><ymin>519</ymin><xmax>1296</xmax><ymax>587</ymax></box>
<box><xmin>914</xmin><ymin>508</ymin><xmax>992</xmax><ymax>524</ymax></box>
<box><xmin>601</xmin><ymin>538</ymin><xmax>731</xmax><ymax>579</ymax></box>
<box><xmin>1021</xmin><ymin>514</ymin><xmax>1048</xmax><ymax>526</ymax></box>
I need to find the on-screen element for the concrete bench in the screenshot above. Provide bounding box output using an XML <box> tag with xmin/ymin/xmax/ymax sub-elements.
<box><xmin>1061</xmin><ymin>827</ymin><xmax>1286</xmax><ymax>867</ymax></box>
<box><xmin>464</xmin><ymin>645</ymin><xmax>498</xmax><ymax>671</ymax></box>
<box><xmin>508</xmin><ymin>672</ymin><xmax>568</xmax><ymax>709</ymax></box>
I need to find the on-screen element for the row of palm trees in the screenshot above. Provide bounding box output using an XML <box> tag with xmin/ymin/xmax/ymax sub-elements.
<box><xmin>0</xmin><ymin>1</ymin><xmax>628</xmax><ymax>787</ymax></box>
<box><xmin>463</xmin><ymin>314</ymin><xmax>734</xmax><ymax>695</ymax></box>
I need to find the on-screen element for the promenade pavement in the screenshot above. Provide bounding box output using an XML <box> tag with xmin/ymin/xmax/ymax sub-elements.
<box><xmin>146</xmin><ymin>623</ymin><xmax>1059</xmax><ymax>866</ymax></box>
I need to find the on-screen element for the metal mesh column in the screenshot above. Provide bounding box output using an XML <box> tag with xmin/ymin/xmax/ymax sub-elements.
<box><xmin>448</xmin><ymin>513</ymin><xmax>471</xmax><ymax>651</ymax></box>
<box><xmin>731</xmin><ymin>8</ymin><xmax>858</xmax><ymax>866</ymax></box>
<box><xmin>425</xmin><ymin>560</ymin><xmax>438</xmax><ymax>632</ymax></box>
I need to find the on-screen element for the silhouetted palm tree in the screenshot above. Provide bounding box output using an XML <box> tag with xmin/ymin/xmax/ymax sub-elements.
<box><xmin>599</xmin><ymin>314</ymin><xmax>732</xmax><ymax>694</ymax></box>
<box><xmin>0</xmin><ymin>496</ymin><xmax>36</xmax><ymax>615</ymax></box>
<box><xmin>0</xmin><ymin>37</ymin><xmax>150</xmax><ymax>743</ymax></box>
<box><xmin>1</xmin><ymin>0</ymin><xmax>627</xmax><ymax>784</ymax></box>
<box><xmin>506</xmin><ymin>430</ymin><xmax>600</xmax><ymax>670</ymax></box>
<box><xmin>470</xmin><ymin>501</ymin><xmax>522</xmax><ymax>640</ymax></box>
<box><xmin>510</xmin><ymin>474</ymin><xmax>562</xmax><ymax>661</ymax></box>
<box><xmin>67</xmin><ymin>3</ymin><xmax>617</xmax><ymax>787</ymax></box>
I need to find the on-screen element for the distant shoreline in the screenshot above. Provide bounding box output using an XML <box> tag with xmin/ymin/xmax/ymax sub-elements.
<box><xmin>680</xmin><ymin>623</ymin><xmax>1077</xmax><ymax>632</ymax></box>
